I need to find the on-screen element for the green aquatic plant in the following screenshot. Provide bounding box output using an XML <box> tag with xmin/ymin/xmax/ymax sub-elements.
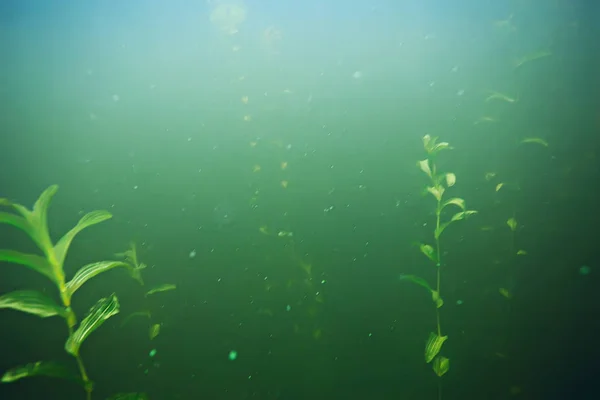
<box><xmin>117</xmin><ymin>242</ymin><xmax>176</xmax><ymax>342</ymax></box>
<box><xmin>402</xmin><ymin>135</ymin><xmax>477</xmax><ymax>391</ymax></box>
<box><xmin>0</xmin><ymin>185</ymin><xmax>143</xmax><ymax>400</ymax></box>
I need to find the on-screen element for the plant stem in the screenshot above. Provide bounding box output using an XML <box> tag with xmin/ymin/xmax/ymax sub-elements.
<box><xmin>67</xmin><ymin>325</ymin><xmax>93</xmax><ymax>400</ymax></box>
<box><xmin>435</xmin><ymin>199</ymin><xmax>442</xmax><ymax>337</ymax></box>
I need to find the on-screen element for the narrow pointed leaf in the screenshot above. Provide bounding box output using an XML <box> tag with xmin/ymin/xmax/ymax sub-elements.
<box><xmin>54</xmin><ymin>210</ymin><xmax>112</xmax><ymax>267</ymax></box>
<box><xmin>149</xmin><ymin>323</ymin><xmax>161</xmax><ymax>340</ymax></box>
<box><xmin>0</xmin><ymin>249</ymin><xmax>57</xmax><ymax>284</ymax></box>
<box><xmin>451</xmin><ymin>210</ymin><xmax>477</xmax><ymax>222</ymax></box>
<box><xmin>145</xmin><ymin>283</ymin><xmax>177</xmax><ymax>297</ymax></box>
<box><xmin>431</xmin><ymin>142</ymin><xmax>451</xmax><ymax>154</ymax></box>
<box><xmin>65</xmin><ymin>293</ymin><xmax>120</xmax><ymax>356</ymax></box>
<box><xmin>120</xmin><ymin>310</ymin><xmax>151</xmax><ymax>328</ymax></box>
<box><xmin>66</xmin><ymin>261</ymin><xmax>132</xmax><ymax>298</ymax></box>
<box><xmin>1</xmin><ymin>361</ymin><xmax>84</xmax><ymax>386</ymax></box>
<box><xmin>423</xmin><ymin>135</ymin><xmax>452</xmax><ymax>155</ymax></box>
<box><xmin>399</xmin><ymin>274</ymin><xmax>433</xmax><ymax>293</ymax></box>
<box><xmin>419</xmin><ymin>244</ymin><xmax>437</xmax><ymax>263</ymax></box>
<box><xmin>442</xmin><ymin>197</ymin><xmax>465</xmax><ymax>211</ymax></box>
<box><xmin>0</xmin><ymin>212</ymin><xmax>30</xmax><ymax>236</ymax></box>
<box><xmin>13</xmin><ymin>185</ymin><xmax>58</xmax><ymax>255</ymax></box>
<box><xmin>425</xmin><ymin>332</ymin><xmax>448</xmax><ymax>363</ymax></box>
<box><xmin>520</xmin><ymin>137</ymin><xmax>548</xmax><ymax>147</ymax></box>
<box><xmin>0</xmin><ymin>290</ymin><xmax>67</xmax><ymax>318</ymax></box>
<box><xmin>436</xmin><ymin>211</ymin><xmax>477</xmax><ymax>238</ymax></box>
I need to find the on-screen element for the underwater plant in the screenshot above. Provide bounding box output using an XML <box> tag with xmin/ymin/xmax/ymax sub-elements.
<box><xmin>0</xmin><ymin>185</ymin><xmax>145</xmax><ymax>400</ymax></box>
<box><xmin>117</xmin><ymin>242</ymin><xmax>176</xmax><ymax>343</ymax></box>
<box><xmin>401</xmin><ymin>135</ymin><xmax>477</xmax><ymax>390</ymax></box>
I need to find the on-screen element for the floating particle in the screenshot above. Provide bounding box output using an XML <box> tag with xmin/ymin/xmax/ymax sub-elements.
<box><xmin>149</xmin><ymin>349</ymin><xmax>157</xmax><ymax>357</ymax></box>
<box><xmin>286</xmin><ymin>304</ymin><xmax>291</xmax><ymax>311</ymax></box>
<box><xmin>112</xmin><ymin>94</ymin><xmax>120</xmax><ymax>102</ymax></box>
<box><xmin>352</xmin><ymin>71</ymin><xmax>363</xmax><ymax>79</ymax></box>
<box><xmin>281</xmin><ymin>180</ymin><xmax>288</xmax><ymax>188</ymax></box>
<box><xmin>579</xmin><ymin>265</ymin><xmax>591</xmax><ymax>275</ymax></box>
<box><xmin>228</xmin><ymin>350</ymin><xmax>238</xmax><ymax>361</ymax></box>
<box><xmin>456</xmin><ymin>300</ymin><xmax>463</xmax><ymax>305</ymax></box>
<box><xmin>189</xmin><ymin>249</ymin><xmax>197</xmax><ymax>259</ymax></box>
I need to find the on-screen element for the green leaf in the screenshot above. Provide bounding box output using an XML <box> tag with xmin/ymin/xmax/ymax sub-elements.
<box><xmin>65</xmin><ymin>293</ymin><xmax>120</xmax><ymax>357</ymax></box>
<box><xmin>419</xmin><ymin>244</ymin><xmax>437</xmax><ymax>263</ymax></box>
<box><xmin>445</xmin><ymin>173</ymin><xmax>456</xmax><ymax>187</ymax></box>
<box><xmin>423</xmin><ymin>135</ymin><xmax>452</xmax><ymax>155</ymax></box>
<box><xmin>451</xmin><ymin>210</ymin><xmax>477</xmax><ymax>221</ymax></box>
<box><xmin>434</xmin><ymin>223</ymin><xmax>449</xmax><ymax>240</ymax></box>
<box><xmin>120</xmin><ymin>310</ymin><xmax>151</xmax><ymax>328</ymax></box>
<box><xmin>442</xmin><ymin>197</ymin><xmax>465</xmax><ymax>211</ymax></box>
<box><xmin>10</xmin><ymin>185</ymin><xmax>58</xmax><ymax>257</ymax></box>
<box><xmin>426</xmin><ymin>186</ymin><xmax>444</xmax><ymax>201</ymax></box>
<box><xmin>0</xmin><ymin>290</ymin><xmax>67</xmax><ymax>318</ymax></box>
<box><xmin>66</xmin><ymin>261</ymin><xmax>132</xmax><ymax>298</ymax></box>
<box><xmin>433</xmin><ymin>356</ymin><xmax>450</xmax><ymax>377</ymax></box>
<box><xmin>431</xmin><ymin>290</ymin><xmax>444</xmax><ymax>308</ymax></box>
<box><xmin>520</xmin><ymin>137</ymin><xmax>548</xmax><ymax>147</ymax></box>
<box><xmin>116</xmin><ymin>243</ymin><xmax>146</xmax><ymax>285</ymax></box>
<box><xmin>0</xmin><ymin>249</ymin><xmax>57</xmax><ymax>284</ymax></box>
<box><xmin>149</xmin><ymin>323</ymin><xmax>161</xmax><ymax>340</ymax></box>
<box><xmin>0</xmin><ymin>212</ymin><xmax>30</xmax><ymax>235</ymax></box>
<box><xmin>116</xmin><ymin>242</ymin><xmax>139</xmax><ymax>267</ymax></box>
<box><xmin>145</xmin><ymin>283</ymin><xmax>177</xmax><ymax>297</ymax></box>
<box><xmin>436</xmin><ymin>210</ymin><xmax>477</xmax><ymax>238</ymax></box>
<box><xmin>425</xmin><ymin>332</ymin><xmax>448</xmax><ymax>363</ymax></box>
<box><xmin>417</xmin><ymin>159</ymin><xmax>432</xmax><ymax>178</ymax></box>
<box><xmin>106</xmin><ymin>393</ymin><xmax>149</xmax><ymax>400</ymax></box>
<box><xmin>399</xmin><ymin>274</ymin><xmax>434</xmax><ymax>293</ymax></box>
<box><xmin>54</xmin><ymin>211</ymin><xmax>112</xmax><ymax>268</ymax></box>
<box><xmin>1</xmin><ymin>361</ymin><xmax>84</xmax><ymax>386</ymax></box>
